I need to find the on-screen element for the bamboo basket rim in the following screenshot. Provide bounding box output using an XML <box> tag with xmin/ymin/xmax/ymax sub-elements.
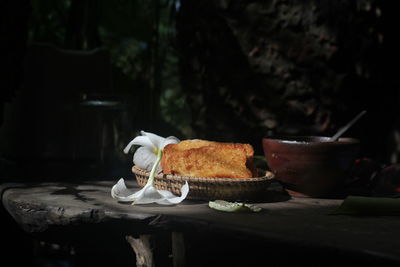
<box><xmin>132</xmin><ymin>165</ymin><xmax>275</xmax><ymax>183</ymax></box>
<box><xmin>132</xmin><ymin>165</ymin><xmax>275</xmax><ymax>200</ymax></box>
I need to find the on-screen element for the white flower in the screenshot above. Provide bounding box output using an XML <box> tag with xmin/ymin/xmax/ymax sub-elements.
<box><xmin>111</xmin><ymin>131</ymin><xmax>189</xmax><ymax>205</ymax></box>
<box><xmin>124</xmin><ymin>130</ymin><xmax>180</xmax><ymax>173</ymax></box>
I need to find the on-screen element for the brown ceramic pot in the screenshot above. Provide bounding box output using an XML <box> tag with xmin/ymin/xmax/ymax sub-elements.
<box><xmin>262</xmin><ymin>136</ymin><xmax>360</xmax><ymax>198</ymax></box>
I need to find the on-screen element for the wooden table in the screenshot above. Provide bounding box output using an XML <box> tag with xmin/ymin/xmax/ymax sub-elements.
<box><xmin>2</xmin><ymin>180</ymin><xmax>400</xmax><ymax>266</ymax></box>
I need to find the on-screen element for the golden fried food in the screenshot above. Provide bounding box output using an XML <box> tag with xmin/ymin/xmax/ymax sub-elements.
<box><xmin>161</xmin><ymin>139</ymin><xmax>257</xmax><ymax>178</ymax></box>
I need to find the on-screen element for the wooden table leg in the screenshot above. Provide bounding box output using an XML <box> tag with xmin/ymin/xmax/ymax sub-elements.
<box><xmin>126</xmin><ymin>231</ymin><xmax>186</xmax><ymax>267</ymax></box>
<box><xmin>171</xmin><ymin>231</ymin><xmax>185</xmax><ymax>267</ymax></box>
<box><xmin>126</xmin><ymin>235</ymin><xmax>154</xmax><ymax>267</ymax></box>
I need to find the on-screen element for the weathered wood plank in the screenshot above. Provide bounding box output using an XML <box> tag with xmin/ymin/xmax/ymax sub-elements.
<box><xmin>2</xmin><ymin>181</ymin><xmax>400</xmax><ymax>264</ymax></box>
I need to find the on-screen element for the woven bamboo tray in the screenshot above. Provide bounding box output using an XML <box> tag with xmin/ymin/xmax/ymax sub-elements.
<box><xmin>132</xmin><ymin>165</ymin><xmax>275</xmax><ymax>201</ymax></box>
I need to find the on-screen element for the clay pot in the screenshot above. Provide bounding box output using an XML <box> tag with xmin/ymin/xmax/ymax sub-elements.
<box><xmin>262</xmin><ymin>136</ymin><xmax>360</xmax><ymax>198</ymax></box>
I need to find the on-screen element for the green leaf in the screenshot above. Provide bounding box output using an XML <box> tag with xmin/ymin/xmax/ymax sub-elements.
<box><xmin>331</xmin><ymin>196</ymin><xmax>400</xmax><ymax>216</ymax></box>
<box><xmin>209</xmin><ymin>200</ymin><xmax>262</xmax><ymax>213</ymax></box>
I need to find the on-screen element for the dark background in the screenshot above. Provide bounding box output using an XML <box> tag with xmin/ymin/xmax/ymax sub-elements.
<box><xmin>1</xmin><ymin>0</ymin><xmax>399</xmax><ymax>183</ymax></box>
<box><xmin>0</xmin><ymin>0</ymin><xmax>399</xmax><ymax>265</ymax></box>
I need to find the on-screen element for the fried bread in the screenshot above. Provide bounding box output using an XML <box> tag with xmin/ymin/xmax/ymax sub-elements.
<box><xmin>161</xmin><ymin>139</ymin><xmax>257</xmax><ymax>178</ymax></box>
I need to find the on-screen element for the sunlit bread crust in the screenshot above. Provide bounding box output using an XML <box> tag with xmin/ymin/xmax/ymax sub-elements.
<box><xmin>161</xmin><ymin>139</ymin><xmax>257</xmax><ymax>178</ymax></box>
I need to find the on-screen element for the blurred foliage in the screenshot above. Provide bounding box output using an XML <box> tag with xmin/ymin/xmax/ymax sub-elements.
<box><xmin>176</xmin><ymin>0</ymin><xmax>395</xmax><ymax>160</ymax></box>
<box><xmin>27</xmin><ymin>0</ymin><xmax>192</xmax><ymax>138</ymax></box>
<box><xmin>27</xmin><ymin>0</ymin><xmax>71</xmax><ymax>45</ymax></box>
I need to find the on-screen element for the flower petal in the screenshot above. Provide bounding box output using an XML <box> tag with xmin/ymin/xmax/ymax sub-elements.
<box><xmin>155</xmin><ymin>182</ymin><xmax>189</xmax><ymax>205</ymax></box>
<box><xmin>141</xmin><ymin>131</ymin><xmax>164</xmax><ymax>149</ymax></box>
<box><xmin>133</xmin><ymin>147</ymin><xmax>160</xmax><ymax>172</ymax></box>
<box><xmin>111</xmin><ymin>179</ymin><xmax>189</xmax><ymax>205</ymax></box>
<box><xmin>123</xmin><ymin>135</ymin><xmax>153</xmax><ymax>154</ymax></box>
<box><xmin>161</xmin><ymin>136</ymin><xmax>180</xmax><ymax>149</ymax></box>
<box><xmin>133</xmin><ymin>185</ymin><xmax>164</xmax><ymax>204</ymax></box>
<box><xmin>111</xmin><ymin>178</ymin><xmax>142</xmax><ymax>202</ymax></box>
<box><xmin>134</xmin><ymin>183</ymin><xmax>189</xmax><ymax>205</ymax></box>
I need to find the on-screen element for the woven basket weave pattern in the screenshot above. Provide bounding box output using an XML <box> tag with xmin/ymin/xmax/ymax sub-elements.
<box><xmin>132</xmin><ymin>165</ymin><xmax>274</xmax><ymax>200</ymax></box>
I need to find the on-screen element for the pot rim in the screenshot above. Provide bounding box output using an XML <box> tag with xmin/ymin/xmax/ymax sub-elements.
<box><xmin>262</xmin><ymin>136</ymin><xmax>360</xmax><ymax>146</ymax></box>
